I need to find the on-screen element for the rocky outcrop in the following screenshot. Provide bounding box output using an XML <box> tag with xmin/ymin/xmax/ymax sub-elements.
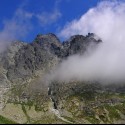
<box><xmin>62</xmin><ymin>33</ymin><xmax>101</xmax><ymax>56</ymax></box>
<box><xmin>0</xmin><ymin>33</ymin><xmax>101</xmax><ymax>86</ymax></box>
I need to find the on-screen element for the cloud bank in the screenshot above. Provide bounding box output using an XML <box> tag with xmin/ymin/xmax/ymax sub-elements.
<box><xmin>0</xmin><ymin>7</ymin><xmax>33</xmax><ymax>52</ymax></box>
<box><xmin>50</xmin><ymin>1</ymin><xmax>125</xmax><ymax>83</ymax></box>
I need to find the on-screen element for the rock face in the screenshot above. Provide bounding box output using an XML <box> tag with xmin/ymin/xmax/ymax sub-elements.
<box><xmin>0</xmin><ymin>33</ymin><xmax>101</xmax><ymax>86</ymax></box>
<box><xmin>63</xmin><ymin>33</ymin><xmax>101</xmax><ymax>56</ymax></box>
<box><xmin>1</xmin><ymin>32</ymin><xmax>125</xmax><ymax>124</ymax></box>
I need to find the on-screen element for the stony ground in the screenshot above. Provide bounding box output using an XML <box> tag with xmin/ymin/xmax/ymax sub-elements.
<box><xmin>0</xmin><ymin>80</ymin><xmax>125</xmax><ymax>124</ymax></box>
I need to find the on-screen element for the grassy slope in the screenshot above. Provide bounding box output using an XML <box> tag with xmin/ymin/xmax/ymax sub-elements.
<box><xmin>0</xmin><ymin>115</ymin><xmax>17</xmax><ymax>124</ymax></box>
<box><xmin>60</xmin><ymin>92</ymin><xmax>125</xmax><ymax>124</ymax></box>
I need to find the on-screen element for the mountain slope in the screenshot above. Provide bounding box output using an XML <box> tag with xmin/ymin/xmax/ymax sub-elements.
<box><xmin>0</xmin><ymin>33</ymin><xmax>125</xmax><ymax>124</ymax></box>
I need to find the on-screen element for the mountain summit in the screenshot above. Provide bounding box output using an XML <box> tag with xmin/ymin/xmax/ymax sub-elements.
<box><xmin>0</xmin><ymin>33</ymin><xmax>125</xmax><ymax>124</ymax></box>
<box><xmin>0</xmin><ymin>33</ymin><xmax>101</xmax><ymax>86</ymax></box>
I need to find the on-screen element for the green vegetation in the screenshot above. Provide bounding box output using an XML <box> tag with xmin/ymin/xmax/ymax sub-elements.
<box><xmin>0</xmin><ymin>115</ymin><xmax>17</xmax><ymax>124</ymax></box>
<box><xmin>70</xmin><ymin>91</ymin><xmax>96</xmax><ymax>102</ymax></box>
<box><xmin>22</xmin><ymin>105</ymin><xmax>30</xmax><ymax>123</ymax></box>
<box><xmin>62</xmin><ymin>116</ymin><xmax>75</xmax><ymax>123</ymax></box>
<box><xmin>99</xmin><ymin>115</ymin><xmax>107</xmax><ymax>122</ymax></box>
<box><xmin>33</xmin><ymin>119</ymin><xmax>56</xmax><ymax>124</ymax></box>
<box><xmin>86</xmin><ymin>116</ymin><xmax>100</xmax><ymax>124</ymax></box>
<box><xmin>34</xmin><ymin>104</ymin><xmax>44</xmax><ymax>111</ymax></box>
<box><xmin>114</xmin><ymin>102</ymin><xmax>125</xmax><ymax>115</ymax></box>
<box><xmin>104</xmin><ymin>104</ymin><xmax>121</xmax><ymax>121</ymax></box>
<box><xmin>4</xmin><ymin>82</ymin><xmax>125</xmax><ymax>124</ymax></box>
<box><xmin>32</xmin><ymin>116</ymin><xmax>67</xmax><ymax>124</ymax></box>
<box><xmin>63</xmin><ymin>90</ymin><xmax>125</xmax><ymax>124</ymax></box>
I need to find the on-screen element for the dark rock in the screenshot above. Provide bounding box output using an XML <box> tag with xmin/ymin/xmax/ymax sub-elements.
<box><xmin>0</xmin><ymin>33</ymin><xmax>101</xmax><ymax>85</ymax></box>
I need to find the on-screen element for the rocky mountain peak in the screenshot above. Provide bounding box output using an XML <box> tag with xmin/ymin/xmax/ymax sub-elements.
<box><xmin>86</xmin><ymin>33</ymin><xmax>102</xmax><ymax>42</ymax></box>
<box><xmin>62</xmin><ymin>33</ymin><xmax>102</xmax><ymax>56</ymax></box>
<box><xmin>34</xmin><ymin>33</ymin><xmax>62</xmax><ymax>48</ymax></box>
<box><xmin>0</xmin><ymin>32</ymin><xmax>102</xmax><ymax>85</ymax></box>
<box><xmin>1</xmin><ymin>32</ymin><xmax>125</xmax><ymax>124</ymax></box>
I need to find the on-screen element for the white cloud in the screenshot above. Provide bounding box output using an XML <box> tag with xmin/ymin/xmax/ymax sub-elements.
<box><xmin>0</xmin><ymin>7</ymin><xmax>33</xmax><ymax>52</ymax></box>
<box><xmin>50</xmin><ymin>1</ymin><xmax>125</xmax><ymax>83</ymax></box>
<box><xmin>36</xmin><ymin>0</ymin><xmax>62</xmax><ymax>27</ymax></box>
<box><xmin>59</xmin><ymin>1</ymin><xmax>125</xmax><ymax>40</ymax></box>
<box><xmin>36</xmin><ymin>9</ymin><xmax>61</xmax><ymax>27</ymax></box>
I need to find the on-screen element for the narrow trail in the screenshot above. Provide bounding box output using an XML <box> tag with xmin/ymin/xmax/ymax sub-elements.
<box><xmin>48</xmin><ymin>88</ymin><xmax>74</xmax><ymax>124</ymax></box>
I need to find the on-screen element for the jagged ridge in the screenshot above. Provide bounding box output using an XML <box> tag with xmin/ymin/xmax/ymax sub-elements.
<box><xmin>2</xmin><ymin>33</ymin><xmax>125</xmax><ymax>124</ymax></box>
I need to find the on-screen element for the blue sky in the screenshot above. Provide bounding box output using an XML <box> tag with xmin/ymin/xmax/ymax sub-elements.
<box><xmin>0</xmin><ymin>0</ymin><xmax>101</xmax><ymax>42</ymax></box>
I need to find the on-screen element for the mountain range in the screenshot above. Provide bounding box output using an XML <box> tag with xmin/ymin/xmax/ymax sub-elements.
<box><xmin>0</xmin><ymin>33</ymin><xmax>125</xmax><ymax>124</ymax></box>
